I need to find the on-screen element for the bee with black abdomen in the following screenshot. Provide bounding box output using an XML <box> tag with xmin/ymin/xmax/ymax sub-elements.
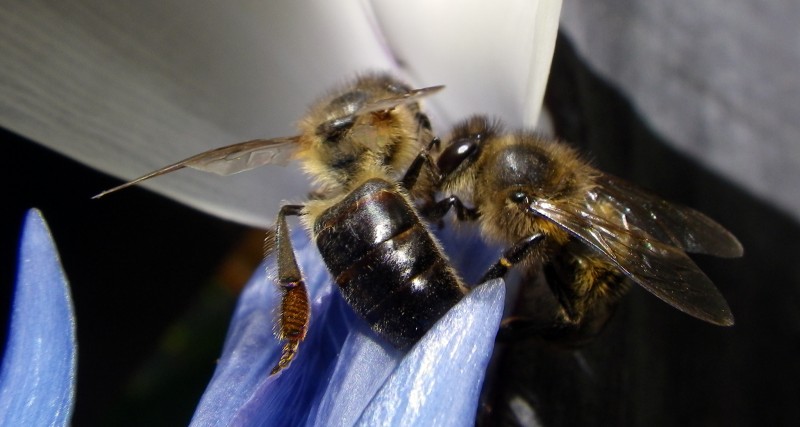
<box><xmin>425</xmin><ymin>115</ymin><xmax>743</xmax><ymax>342</ymax></box>
<box><xmin>94</xmin><ymin>74</ymin><xmax>513</xmax><ymax>375</ymax></box>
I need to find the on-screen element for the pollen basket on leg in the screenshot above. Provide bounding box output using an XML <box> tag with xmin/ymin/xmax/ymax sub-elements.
<box><xmin>271</xmin><ymin>280</ymin><xmax>309</xmax><ymax>375</ymax></box>
<box><xmin>279</xmin><ymin>281</ymin><xmax>310</xmax><ymax>340</ymax></box>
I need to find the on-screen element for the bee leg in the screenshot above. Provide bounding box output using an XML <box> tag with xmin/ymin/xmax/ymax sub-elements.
<box><xmin>479</xmin><ymin>234</ymin><xmax>545</xmax><ymax>283</ymax></box>
<box><xmin>498</xmin><ymin>262</ymin><xmax>627</xmax><ymax>345</ymax></box>
<box><xmin>414</xmin><ymin>111</ymin><xmax>434</xmax><ymax>136</ymax></box>
<box><xmin>270</xmin><ymin>204</ymin><xmax>310</xmax><ymax>375</ymax></box>
<box><xmin>401</xmin><ymin>137</ymin><xmax>442</xmax><ymax>191</ymax></box>
<box><xmin>422</xmin><ymin>195</ymin><xmax>480</xmax><ymax>222</ymax></box>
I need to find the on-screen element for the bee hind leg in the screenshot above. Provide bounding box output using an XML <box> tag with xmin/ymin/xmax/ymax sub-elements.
<box><xmin>270</xmin><ymin>204</ymin><xmax>310</xmax><ymax>375</ymax></box>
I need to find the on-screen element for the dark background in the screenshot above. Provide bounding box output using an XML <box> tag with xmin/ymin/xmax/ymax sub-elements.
<box><xmin>2</xmin><ymin>32</ymin><xmax>798</xmax><ymax>426</ymax></box>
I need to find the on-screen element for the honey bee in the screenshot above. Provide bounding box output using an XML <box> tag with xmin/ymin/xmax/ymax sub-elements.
<box><xmin>425</xmin><ymin>115</ymin><xmax>743</xmax><ymax>342</ymax></box>
<box><xmin>94</xmin><ymin>74</ymin><xmax>512</xmax><ymax>375</ymax></box>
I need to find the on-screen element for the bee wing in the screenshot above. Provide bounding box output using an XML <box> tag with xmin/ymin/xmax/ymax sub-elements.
<box><xmin>93</xmin><ymin>136</ymin><xmax>299</xmax><ymax>198</ymax></box>
<box><xmin>356</xmin><ymin>85</ymin><xmax>445</xmax><ymax>114</ymax></box>
<box><xmin>590</xmin><ymin>174</ymin><xmax>743</xmax><ymax>258</ymax></box>
<box><xmin>528</xmin><ymin>198</ymin><xmax>734</xmax><ymax>326</ymax></box>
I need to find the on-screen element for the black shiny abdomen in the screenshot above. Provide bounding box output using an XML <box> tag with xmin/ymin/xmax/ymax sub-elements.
<box><xmin>314</xmin><ymin>178</ymin><xmax>466</xmax><ymax>349</ymax></box>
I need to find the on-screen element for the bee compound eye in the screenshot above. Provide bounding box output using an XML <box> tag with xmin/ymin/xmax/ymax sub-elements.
<box><xmin>316</xmin><ymin>116</ymin><xmax>355</xmax><ymax>142</ymax></box>
<box><xmin>510</xmin><ymin>191</ymin><xmax>528</xmax><ymax>204</ymax></box>
<box><xmin>437</xmin><ymin>138</ymin><xmax>477</xmax><ymax>175</ymax></box>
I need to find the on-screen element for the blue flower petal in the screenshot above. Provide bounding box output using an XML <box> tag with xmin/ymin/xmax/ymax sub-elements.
<box><xmin>356</xmin><ymin>279</ymin><xmax>505</xmax><ymax>427</ymax></box>
<box><xmin>189</xmin><ymin>260</ymin><xmax>284</xmax><ymax>426</ymax></box>
<box><xmin>227</xmin><ymin>292</ymin><xmax>354</xmax><ymax>426</ymax></box>
<box><xmin>306</xmin><ymin>226</ymin><xmax>507</xmax><ymax>427</ymax></box>
<box><xmin>194</xmin><ymin>227</ymin><xmax>507</xmax><ymax>426</ymax></box>
<box><xmin>0</xmin><ymin>209</ymin><xmax>76</xmax><ymax>426</ymax></box>
<box><xmin>192</xmin><ymin>231</ymin><xmax>354</xmax><ymax>426</ymax></box>
<box><xmin>306</xmin><ymin>315</ymin><xmax>403</xmax><ymax>427</ymax></box>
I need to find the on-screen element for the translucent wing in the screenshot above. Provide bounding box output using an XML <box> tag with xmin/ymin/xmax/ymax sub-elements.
<box><xmin>591</xmin><ymin>174</ymin><xmax>743</xmax><ymax>258</ymax></box>
<box><xmin>355</xmin><ymin>85</ymin><xmax>445</xmax><ymax>114</ymax></box>
<box><xmin>93</xmin><ymin>136</ymin><xmax>299</xmax><ymax>198</ymax></box>
<box><xmin>528</xmin><ymin>198</ymin><xmax>734</xmax><ymax>326</ymax></box>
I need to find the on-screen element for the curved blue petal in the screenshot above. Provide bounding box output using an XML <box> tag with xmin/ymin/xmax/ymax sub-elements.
<box><xmin>356</xmin><ymin>279</ymin><xmax>505</xmax><ymax>427</ymax></box>
<box><xmin>306</xmin><ymin>314</ymin><xmax>403</xmax><ymax>427</ymax></box>
<box><xmin>189</xmin><ymin>260</ymin><xmax>284</xmax><ymax>426</ymax></box>
<box><xmin>305</xmin><ymin>225</ymin><xmax>508</xmax><ymax>427</ymax></box>
<box><xmin>194</xmin><ymin>226</ymin><xmax>507</xmax><ymax>426</ymax></box>
<box><xmin>192</xmin><ymin>230</ymin><xmax>355</xmax><ymax>426</ymax></box>
<box><xmin>0</xmin><ymin>209</ymin><xmax>76</xmax><ymax>426</ymax></box>
<box><xmin>227</xmin><ymin>293</ymin><xmax>354</xmax><ymax>427</ymax></box>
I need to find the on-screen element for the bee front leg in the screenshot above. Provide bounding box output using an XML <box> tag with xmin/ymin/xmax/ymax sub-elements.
<box><xmin>270</xmin><ymin>204</ymin><xmax>310</xmax><ymax>375</ymax></box>
<box><xmin>479</xmin><ymin>233</ymin><xmax>545</xmax><ymax>283</ymax></box>
<box><xmin>422</xmin><ymin>195</ymin><xmax>480</xmax><ymax>222</ymax></box>
<box><xmin>401</xmin><ymin>137</ymin><xmax>441</xmax><ymax>191</ymax></box>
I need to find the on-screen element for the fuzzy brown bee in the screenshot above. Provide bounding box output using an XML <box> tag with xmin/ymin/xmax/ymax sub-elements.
<box><xmin>425</xmin><ymin>115</ymin><xmax>743</xmax><ymax>342</ymax></box>
<box><xmin>94</xmin><ymin>74</ymin><xmax>511</xmax><ymax>375</ymax></box>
